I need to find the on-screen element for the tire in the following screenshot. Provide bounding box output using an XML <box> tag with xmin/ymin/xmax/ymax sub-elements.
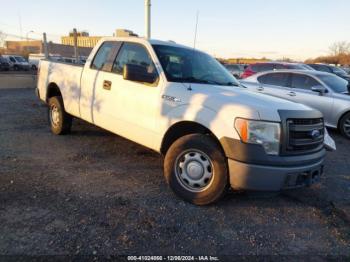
<box><xmin>13</xmin><ymin>65</ymin><xmax>19</xmax><ymax>71</ymax></box>
<box><xmin>164</xmin><ymin>134</ymin><xmax>228</xmax><ymax>205</ymax></box>
<box><xmin>339</xmin><ymin>112</ymin><xmax>350</xmax><ymax>139</ymax></box>
<box><xmin>48</xmin><ymin>96</ymin><xmax>72</xmax><ymax>135</ymax></box>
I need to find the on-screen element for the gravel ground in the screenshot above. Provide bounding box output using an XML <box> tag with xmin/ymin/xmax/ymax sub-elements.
<box><xmin>0</xmin><ymin>88</ymin><xmax>349</xmax><ymax>258</ymax></box>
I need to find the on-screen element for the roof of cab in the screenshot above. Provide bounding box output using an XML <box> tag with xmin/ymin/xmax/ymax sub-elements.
<box><xmin>99</xmin><ymin>36</ymin><xmax>193</xmax><ymax>50</ymax></box>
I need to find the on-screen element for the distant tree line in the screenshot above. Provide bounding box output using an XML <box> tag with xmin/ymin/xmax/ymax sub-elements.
<box><xmin>305</xmin><ymin>41</ymin><xmax>350</xmax><ymax>66</ymax></box>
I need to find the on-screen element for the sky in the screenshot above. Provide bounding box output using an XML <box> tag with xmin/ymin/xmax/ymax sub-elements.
<box><xmin>1</xmin><ymin>0</ymin><xmax>349</xmax><ymax>61</ymax></box>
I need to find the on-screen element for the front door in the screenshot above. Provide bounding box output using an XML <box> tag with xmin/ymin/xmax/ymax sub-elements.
<box><xmin>287</xmin><ymin>73</ymin><xmax>334</xmax><ymax>124</ymax></box>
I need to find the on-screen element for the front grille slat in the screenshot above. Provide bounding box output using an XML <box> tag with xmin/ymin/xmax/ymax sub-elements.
<box><xmin>286</xmin><ymin>118</ymin><xmax>324</xmax><ymax>154</ymax></box>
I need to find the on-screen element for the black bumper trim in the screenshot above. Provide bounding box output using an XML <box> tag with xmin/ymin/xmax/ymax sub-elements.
<box><xmin>220</xmin><ymin>137</ymin><xmax>326</xmax><ymax>167</ymax></box>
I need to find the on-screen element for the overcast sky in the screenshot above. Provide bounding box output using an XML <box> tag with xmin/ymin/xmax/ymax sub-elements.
<box><xmin>1</xmin><ymin>0</ymin><xmax>349</xmax><ymax>60</ymax></box>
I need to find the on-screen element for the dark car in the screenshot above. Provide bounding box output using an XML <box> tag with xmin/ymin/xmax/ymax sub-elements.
<box><xmin>0</xmin><ymin>56</ymin><xmax>10</xmax><ymax>71</ymax></box>
<box><xmin>241</xmin><ymin>62</ymin><xmax>310</xmax><ymax>79</ymax></box>
<box><xmin>224</xmin><ymin>64</ymin><xmax>246</xmax><ymax>79</ymax></box>
<box><xmin>307</xmin><ymin>64</ymin><xmax>350</xmax><ymax>82</ymax></box>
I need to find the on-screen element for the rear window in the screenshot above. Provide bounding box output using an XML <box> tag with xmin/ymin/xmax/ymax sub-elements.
<box><xmin>258</xmin><ymin>73</ymin><xmax>289</xmax><ymax>87</ymax></box>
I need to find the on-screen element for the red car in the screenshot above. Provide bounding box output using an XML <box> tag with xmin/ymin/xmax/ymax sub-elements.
<box><xmin>241</xmin><ymin>62</ymin><xmax>309</xmax><ymax>79</ymax></box>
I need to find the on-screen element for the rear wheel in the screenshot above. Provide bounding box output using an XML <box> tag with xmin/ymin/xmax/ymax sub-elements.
<box><xmin>164</xmin><ymin>134</ymin><xmax>228</xmax><ymax>205</ymax></box>
<box><xmin>48</xmin><ymin>96</ymin><xmax>72</xmax><ymax>135</ymax></box>
<box><xmin>339</xmin><ymin>112</ymin><xmax>350</xmax><ymax>139</ymax></box>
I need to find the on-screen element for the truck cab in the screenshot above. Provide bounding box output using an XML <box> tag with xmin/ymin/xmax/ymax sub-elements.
<box><xmin>37</xmin><ymin>37</ymin><xmax>331</xmax><ymax>205</ymax></box>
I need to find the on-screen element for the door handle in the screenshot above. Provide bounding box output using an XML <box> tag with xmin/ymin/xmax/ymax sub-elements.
<box><xmin>288</xmin><ymin>91</ymin><xmax>296</xmax><ymax>97</ymax></box>
<box><xmin>257</xmin><ymin>86</ymin><xmax>264</xmax><ymax>91</ymax></box>
<box><xmin>103</xmin><ymin>80</ymin><xmax>112</xmax><ymax>90</ymax></box>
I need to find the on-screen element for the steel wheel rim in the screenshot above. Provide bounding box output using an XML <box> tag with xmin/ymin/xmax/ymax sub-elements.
<box><xmin>344</xmin><ymin>118</ymin><xmax>350</xmax><ymax>136</ymax></box>
<box><xmin>50</xmin><ymin>104</ymin><xmax>60</xmax><ymax>127</ymax></box>
<box><xmin>175</xmin><ymin>149</ymin><xmax>214</xmax><ymax>192</ymax></box>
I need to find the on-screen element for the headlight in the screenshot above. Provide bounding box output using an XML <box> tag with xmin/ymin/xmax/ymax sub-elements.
<box><xmin>235</xmin><ymin>118</ymin><xmax>281</xmax><ymax>155</ymax></box>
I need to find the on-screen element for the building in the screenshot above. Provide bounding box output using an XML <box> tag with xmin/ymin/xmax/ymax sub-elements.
<box><xmin>61</xmin><ymin>29</ymin><xmax>138</xmax><ymax>48</ymax></box>
<box><xmin>3</xmin><ymin>40</ymin><xmax>92</xmax><ymax>58</ymax></box>
<box><xmin>5</xmin><ymin>40</ymin><xmax>42</xmax><ymax>54</ymax></box>
<box><xmin>61</xmin><ymin>31</ymin><xmax>102</xmax><ymax>48</ymax></box>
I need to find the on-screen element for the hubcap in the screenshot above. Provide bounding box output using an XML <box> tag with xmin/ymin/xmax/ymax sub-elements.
<box><xmin>344</xmin><ymin>118</ymin><xmax>350</xmax><ymax>136</ymax></box>
<box><xmin>175</xmin><ymin>150</ymin><xmax>214</xmax><ymax>192</ymax></box>
<box><xmin>50</xmin><ymin>105</ymin><xmax>60</xmax><ymax>127</ymax></box>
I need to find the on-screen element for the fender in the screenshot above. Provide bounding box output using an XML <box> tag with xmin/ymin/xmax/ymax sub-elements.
<box><xmin>155</xmin><ymin>103</ymin><xmax>244</xmax><ymax>151</ymax></box>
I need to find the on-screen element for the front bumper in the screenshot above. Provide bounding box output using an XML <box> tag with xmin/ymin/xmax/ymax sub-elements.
<box><xmin>228</xmin><ymin>158</ymin><xmax>324</xmax><ymax>191</ymax></box>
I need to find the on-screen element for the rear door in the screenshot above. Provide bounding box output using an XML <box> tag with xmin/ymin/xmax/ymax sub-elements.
<box><xmin>256</xmin><ymin>72</ymin><xmax>291</xmax><ymax>99</ymax></box>
<box><xmin>287</xmin><ymin>73</ymin><xmax>334</xmax><ymax>123</ymax></box>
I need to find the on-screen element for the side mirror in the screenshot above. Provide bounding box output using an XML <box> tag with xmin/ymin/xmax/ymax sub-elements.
<box><xmin>123</xmin><ymin>64</ymin><xmax>157</xmax><ymax>84</ymax></box>
<box><xmin>311</xmin><ymin>85</ymin><xmax>327</xmax><ymax>95</ymax></box>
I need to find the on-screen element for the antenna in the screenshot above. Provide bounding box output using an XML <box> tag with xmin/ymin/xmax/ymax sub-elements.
<box><xmin>187</xmin><ymin>11</ymin><xmax>200</xmax><ymax>92</ymax></box>
<box><xmin>193</xmin><ymin>11</ymin><xmax>199</xmax><ymax>50</ymax></box>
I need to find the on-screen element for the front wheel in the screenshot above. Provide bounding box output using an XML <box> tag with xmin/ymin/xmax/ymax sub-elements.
<box><xmin>164</xmin><ymin>134</ymin><xmax>228</xmax><ymax>205</ymax></box>
<box><xmin>48</xmin><ymin>96</ymin><xmax>72</xmax><ymax>135</ymax></box>
<box><xmin>339</xmin><ymin>112</ymin><xmax>350</xmax><ymax>139</ymax></box>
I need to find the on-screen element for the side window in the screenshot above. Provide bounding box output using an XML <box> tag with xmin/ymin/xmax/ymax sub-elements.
<box><xmin>112</xmin><ymin>43</ymin><xmax>156</xmax><ymax>75</ymax></box>
<box><xmin>91</xmin><ymin>42</ymin><xmax>116</xmax><ymax>70</ymax></box>
<box><xmin>258</xmin><ymin>73</ymin><xmax>289</xmax><ymax>87</ymax></box>
<box><xmin>290</xmin><ymin>74</ymin><xmax>320</xmax><ymax>90</ymax></box>
<box><xmin>10</xmin><ymin>57</ymin><xmax>16</xmax><ymax>63</ymax></box>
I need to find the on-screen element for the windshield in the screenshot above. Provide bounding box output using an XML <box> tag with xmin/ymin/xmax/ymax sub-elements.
<box><xmin>15</xmin><ymin>56</ymin><xmax>26</xmax><ymax>62</ymax></box>
<box><xmin>332</xmin><ymin>66</ymin><xmax>348</xmax><ymax>75</ymax></box>
<box><xmin>152</xmin><ymin>45</ymin><xmax>239</xmax><ymax>86</ymax></box>
<box><xmin>288</xmin><ymin>64</ymin><xmax>306</xmax><ymax>70</ymax></box>
<box><xmin>300</xmin><ymin>64</ymin><xmax>315</xmax><ymax>70</ymax></box>
<box><xmin>318</xmin><ymin>74</ymin><xmax>349</xmax><ymax>93</ymax></box>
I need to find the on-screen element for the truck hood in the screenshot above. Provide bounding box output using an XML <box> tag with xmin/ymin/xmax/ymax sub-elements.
<box><xmin>187</xmin><ymin>84</ymin><xmax>314</xmax><ymax>122</ymax></box>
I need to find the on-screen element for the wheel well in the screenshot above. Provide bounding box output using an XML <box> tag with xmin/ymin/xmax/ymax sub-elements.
<box><xmin>160</xmin><ymin>121</ymin><xmax>223</xmax><ymax>156</ymax></box>
<box><xmin>338</xmin><ymin>111</ymin><xmax>350</xmax><ymax>129</ymax></box>
<box><xmin>46</xmin><ymin>83</ymin><xmax>61</xmax><ymax>102</ymax></box>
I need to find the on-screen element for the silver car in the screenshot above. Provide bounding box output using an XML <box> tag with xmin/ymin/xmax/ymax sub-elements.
<box><xmin>241</xmin><ymin>70</ymin><xmax>350</xmax><ymax>138</ymax></box>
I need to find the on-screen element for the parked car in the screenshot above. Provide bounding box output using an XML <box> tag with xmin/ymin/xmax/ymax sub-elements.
<box><xmin>224</xmin><ymin>64</ymin><xmax>246</xmax><ymax>78</ymax></box>
<box><xmin>2</xmin><ymin>55</ymin><xmax>30</xmax><ymax>71</ymax></box>
<box><xmin>341</xmin><ymin>66</ymin><xmax>350</xmax><ymax>74</ymax></box>
<box><xmin>36</xmin><ymin>37</ymin><xmax>331</xmax><ymax>205</ymax></box>
<box><xmin>241</xmin><ymin>70</ymin><xmax>350</xmax><ymax>138</ymax></box>
<box><xmin>241</xmin><ymin>62</ymin><xmax>312</xmax><ymax>79</ymax></box>
<box><xmin>0</xmin><ymin>56</ymin><xmax>10</xmax><ymax>71</ymax></box>
<box><xmin>307</xmin><ymin>63</ymin><xmax>350</xmax><ymax>82</ymax></box>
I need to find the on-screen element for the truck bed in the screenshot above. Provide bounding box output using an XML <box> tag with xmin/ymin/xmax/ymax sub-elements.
<box><xmin>37</xmin><ymin>60</ymin><xmax>84</xmax><ymax>117</ymax></box>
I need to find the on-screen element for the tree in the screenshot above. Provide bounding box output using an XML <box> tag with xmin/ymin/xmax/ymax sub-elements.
<box><xmin>329</xmin><ymin>41</ymin><xmax>350</xmax><ymax>56</ymax></box>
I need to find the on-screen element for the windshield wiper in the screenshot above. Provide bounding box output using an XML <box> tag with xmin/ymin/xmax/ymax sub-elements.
<box><xmin>225</xmin><ymin>82</ymin><xmax>240</xmax><ymax>87</ymax></box>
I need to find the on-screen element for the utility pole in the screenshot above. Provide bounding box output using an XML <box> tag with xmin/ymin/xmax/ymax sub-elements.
<box><xmin>73</xmin><ymin>28</ymin><xmax>78</xmax><ymax>63</ymax></box>
<box><xmin>145</xmin><ymin>0</ymin><xmax>151</xmax><ymax>39</ymax></box>
<box><xmin>43</xmin><ymin>33</ymin><xmax>49</xmax><ymax>59</ymax></box>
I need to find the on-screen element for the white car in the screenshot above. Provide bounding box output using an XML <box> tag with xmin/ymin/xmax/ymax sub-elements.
<box><xmin>2</xmin><ymin>55</ymin><xmax>30</xmax><ymax>71</ymax></box>
<box><xmin>36</xmin><ymin>37</ymin><xmax>330</xmax><ymax>205</ymax></box>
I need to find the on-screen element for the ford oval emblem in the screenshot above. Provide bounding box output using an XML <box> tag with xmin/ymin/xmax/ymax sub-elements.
<box><xmin>310</xmin><ymin>130</ymin><xmax>321</xmax><ymax>140</ymax></box>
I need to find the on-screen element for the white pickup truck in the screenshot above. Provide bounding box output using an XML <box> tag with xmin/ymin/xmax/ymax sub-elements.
<box><xmin>37</xmin><ymin>37</ymin><xmax>328</xmax><ymax>205</ymax></box>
